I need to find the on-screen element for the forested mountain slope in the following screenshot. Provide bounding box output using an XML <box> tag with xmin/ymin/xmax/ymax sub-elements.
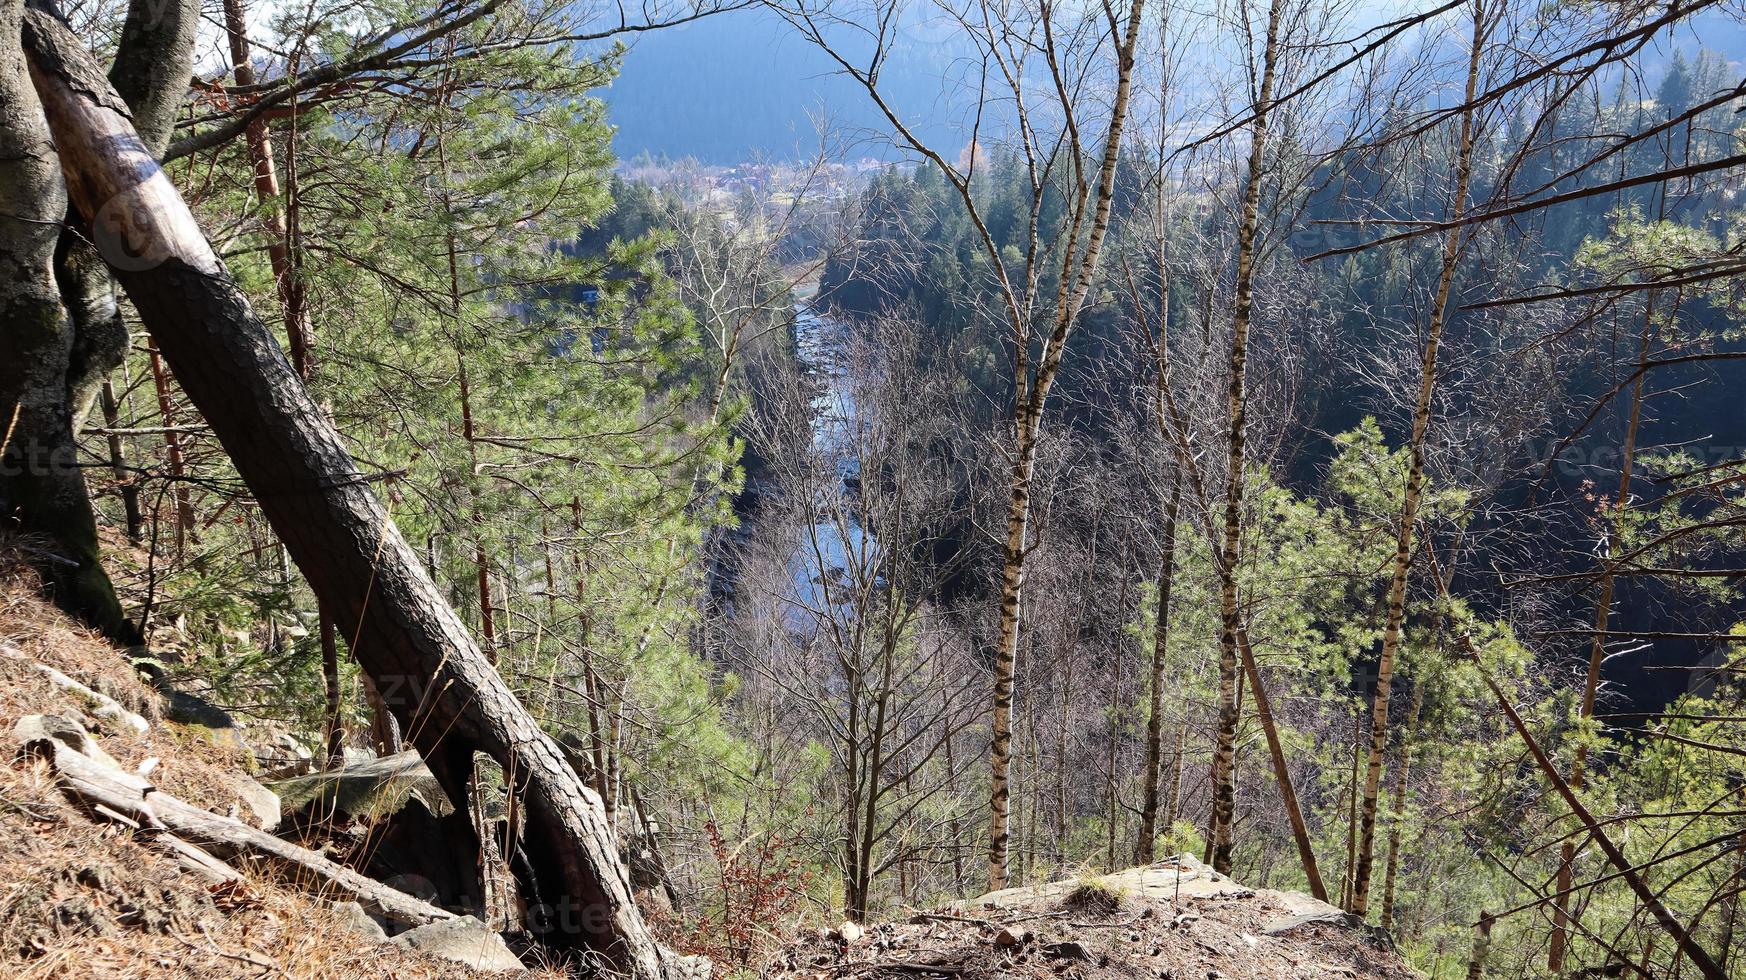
<box><xmin>2</xmin><ymin>0</ymin><xmax>1745</xmax><ymax>977</ymax></box>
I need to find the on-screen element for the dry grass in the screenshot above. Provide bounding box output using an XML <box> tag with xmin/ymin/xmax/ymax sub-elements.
<box><xmin>0</xmin><ymin>552</ymin><xmax>560</xmax><ymax>978</ymax></box>
<box><xmin>1060</xmin><ymin>878</ymin><xmax>1127</xmax><ymax>917</ymax></box>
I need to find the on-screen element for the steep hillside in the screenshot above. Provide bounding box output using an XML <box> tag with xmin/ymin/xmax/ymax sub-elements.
<box><xmin>0</xmin><ymin>553</ymin><xmax>546</xmax><ymax>978</ymax></box>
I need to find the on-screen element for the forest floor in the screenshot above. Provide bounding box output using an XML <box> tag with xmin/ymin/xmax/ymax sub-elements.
<box><xmin>764</xmin><ymin>861</ymin><xmax>1421</xmax><ymax>980</ymax></box>
<box><xmin>0</xmin><ymin>549</ymin><xmax>548</xmax><ymax>979</ymax></box>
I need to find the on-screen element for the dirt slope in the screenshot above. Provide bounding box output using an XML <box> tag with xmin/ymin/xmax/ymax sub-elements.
<box><xmin>766</xmin><ymin>859</ymin><xmax>1420</xmax><ymax>980</ymax></box>
<box><xmin>0</xmin><ymin>556</ymin><xmax>541</xmax><ymax>978</ymax></box>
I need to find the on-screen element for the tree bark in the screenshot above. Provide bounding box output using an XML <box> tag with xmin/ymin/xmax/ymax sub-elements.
<box><xmin>986</xmin><ymin>0</ymin><xmax>1147</xmax><ymax>891</ymax></box>
<box><xmin>1136</xmin><ymin>480</ymin><xmax>1180</xmax><ymax>864</ymax></box>
<box><xmin>220</xmin><ymin>0</ymin><xmax>313</xmax><ymax>377</ymax></box>
<box><xmin>1378</xmin><ymin>678</ymin><xmax>1423</xmax><ymax>932</ymax></box>
<box><xmin>58</xmin><ymin>0</ymin><xmax>197</xmax><ymax>432</ymax></box>
<box><xmin>1550</xmin><ymin>292</ymin><xmax>1655</xmax><ymax>973</ymax></box>
<box><xmin>1209</xmin><ymin>0</ymin><xmax>1285</xmax><ymax>876</ymax></box>
<box><xmin>96</xmin><ymin>379</ymin><xmax>144</xmax><ymax>543</ymax></box>
<box><xmin>1349</xmin><ymin>0</ymin><xmax>1484</xmax><ymax>918</ymax></box>
<box><xmin>1237</xmin><ymin>628</ymin><xmax>1327</xmax><ymax>900</ymax></box>
<box><xmin>0</xmin><ymin>0</ymin><xmax>136</xmax><ymax>645</ymax></box>
<box><xmin>22</xmin><ymin>14</ymin><xmax>676</xmax><ymax>976</ymax></box>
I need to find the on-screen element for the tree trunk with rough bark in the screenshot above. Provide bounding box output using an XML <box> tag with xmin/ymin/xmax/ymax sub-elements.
<box><xmin>1136</xmin><ymin>480</ymin><xmax>1179</xmax><ymax>864</ymax></box>
<box><xmin>1349</xmin><ymin>0</ymin><xmax>1483</xmax><ymax>918</ymax></box>
<box><xmin>20</xmin><ymin>15</ymin><xmax>678</xmax><ymax>975</ymax></box>
<box><xmin>1378</xmin><ymin>678</ymin><xmax>1422</xmax><ymax>933</ymax></box>
<box><xmin>1237</xmin><ymin>629</ymin><xmax>1327</xmax><ymax>900</ymax></box>
<box><xmin>1208</xmin><ymin>0</ymin><xmax>1284</xmax><ymax>876</ymax></box>
<box><xmin>0</xmin><ymin>0</ymin><xmax>136</xmax><ymax>645</ymax></box>
<box><xmin>985</xmin><ymin>0</ymin><xmax>1147</xmax><ymax>890</ymax></box>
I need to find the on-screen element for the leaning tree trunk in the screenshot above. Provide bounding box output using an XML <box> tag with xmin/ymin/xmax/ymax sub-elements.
<box><xmin>20</xmin><ymin>12</ymin><xmax>676</xmax><ymax>977</ymax></box>
<box><xmin>1237</xmin><ymin>628</ymin><xmax>1328</xmax><ymax>900</ymax></box>
<box><xmin>60</xmin><ymin>0</ymin><xmax>197</xmax><ymax>431</ymax></box>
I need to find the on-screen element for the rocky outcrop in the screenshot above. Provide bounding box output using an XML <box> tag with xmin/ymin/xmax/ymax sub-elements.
<box><xmin>771</xmin><ymin>856</ymin><xmax>1416</xmax><ymax>980</ymax></box>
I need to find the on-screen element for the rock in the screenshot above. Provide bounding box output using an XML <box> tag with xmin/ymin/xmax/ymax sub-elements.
<box><xmin>1042</xmin><ymin>940</ymin><xmax>1093</xmax><ymax>961</ymax></box>
<box><xmin>14</xmin><ymin>714</ymin><xmax>118</xmax><ymax>768</ymax></box>
<box><xmin>393</xmin><ymin>915</ymin><xmax>522</xmax><ymax>972</ymax></box>
<box><xmin>249</xmin><ymin>732</ymin><xmax>314</xmax><ymax>779</ymax></box>
<box><xmin>159</xmin><ymin>688</ymin><xmax>244</xmax><ymax>749</ymax></box>
<box><xmin>270</xmin><ymin>750</ymin><xmax>452</xmax><ymax>821</ymax></box>
<box><xmin>331</xmin><ymin>900</ymin><xmax>388</xmax><ymax>943</ymax></box>
<box><xmin>994</xmin><ymin>926</ymin><xmax>1030</xmax><ymax>947</ymax></box>
<box><xmin>222</xmin><ymin>773</ymin><xmax>282</xmax><ymax>831</ymax></box>
<box><xmin>837</xmin><ymin>921</ymin><xmax>864</xmax><ymax>943</ymax></box>
<box><xmin>671</xmin><ymin>954</ymin><xmax>713</xmax><ymax>980</ymax></box>
<box><xmin>1262</xmin><ymin>909</ymin><xmax>1352</xmax><ymax>936</ymax></box>
<box><xmin>1</xmin><ymin>642</ymin><xmax>150</xmax><ymax>734</ymax></box>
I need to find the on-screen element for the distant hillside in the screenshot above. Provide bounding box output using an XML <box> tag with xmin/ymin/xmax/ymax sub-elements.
<box><xmin>600</xmin><ymin>6</ymin><xmax>1746</xmax><ymax>165</ymax></box>
<box><xmin>603</xmin><ymin>7</ymin><xmax>983</xmax><ymax>163</ymax></box>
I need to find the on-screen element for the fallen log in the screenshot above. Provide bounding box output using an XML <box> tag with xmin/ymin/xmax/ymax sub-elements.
<box><xmin>19</xmin><ymin>6</ymin><xmax>678</xmax><ymax>977</ymax></box>
<box><xmin>16</xmin><ymin>721</ymin><xmax>453</xmax><ymax>927</ymax></box>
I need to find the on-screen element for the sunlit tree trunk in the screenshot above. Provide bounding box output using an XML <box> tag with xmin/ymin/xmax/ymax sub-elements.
<box><xmin>1379</xmin><ymin>678</ymin><xmax>1423</xmax><ymax>931</ymax></box>
<box><xmin>1550</xmin><ymin>291</ymin><xmax>1656</xmax><ymax>970</ymax></box>
<box><xmin>20</xmin><ymin>16</ymin><xmax>674</xmax><ymax>972</ymax></box>
<box><xmin>1350</xmin><ymin>0</ymin><xmax>1484</xmax><ymax>917</ymax></box>
<box><xmin>1208</xmin><ymin>0</ymin><xmax>1285</xmax><ymax>875</ymax></box>
<box><xmin>1238</xmin><ymin>628</ymin><xmax>1327</xmax><ymax>899</ymax></box>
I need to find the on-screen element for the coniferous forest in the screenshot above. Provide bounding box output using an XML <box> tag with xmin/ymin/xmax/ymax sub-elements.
<box><xmin>2</xmin><ymin>0</ymin><xmax>1746</xmax><ymax>976</ymax></box>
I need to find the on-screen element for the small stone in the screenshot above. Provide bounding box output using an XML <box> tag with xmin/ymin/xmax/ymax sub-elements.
<box><xmin>1041</xmin><ymin>941</ymin><xmax>1092</xmax><ymax>961</ymax></box>
<box><xmin>994</xmin><ymin>926</ymin><xmax>1030</xmax><ymax>947</ymax></box>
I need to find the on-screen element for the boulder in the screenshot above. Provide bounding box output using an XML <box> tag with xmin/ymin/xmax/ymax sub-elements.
<box><xmin>221</xmin><ymin>773</ymin><xmax>282</xmax><ymax>831</ymax></box>
<box><xmin>393</xmin><ymin>915</ymin><xmax>523</xmax><ymax>972</ymax></box>
<box><xmin>249</xmin><ymin>731</ymin><xmax>314</xmax><ymax>779</ymax></box>
<box><xmin>270</xmin><ymin>750</ymin><xmax>452</xmax><ymax>821</ymax></box>
<box><xmin>331</xmin><ymin>900</ymin><xmax>389</xmax><ymax>943</ymax></box>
